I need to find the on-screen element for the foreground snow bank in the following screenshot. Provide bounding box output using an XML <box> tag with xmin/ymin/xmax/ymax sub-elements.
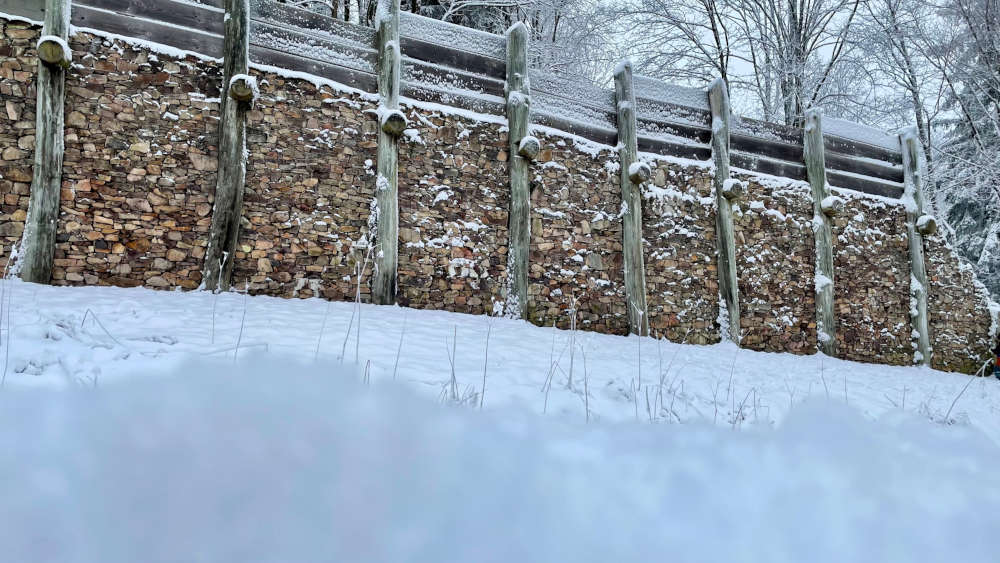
<box><xmin>2</xmin><ymin>359</ymin><xmax>999</xmax><ymax>562</ymax></box>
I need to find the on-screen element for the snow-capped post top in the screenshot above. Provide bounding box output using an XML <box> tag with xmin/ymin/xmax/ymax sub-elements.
<box><xmin>505</xmin><ymin>22</ymin><xmax>529</xmax><ymax>95</ymax></box>
<box><xmin>228</xmin><ymin>73</ymin><xmax>258</xmax><ymax>104</ymax></box>
<box><xmin>37</xmin><ymin>35</ymin><xmax>72</xmax><ymax>68</ymax></box>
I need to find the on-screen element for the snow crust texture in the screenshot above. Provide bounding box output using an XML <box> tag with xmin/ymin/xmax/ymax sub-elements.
<box><xmin>2</xmin><ymin>356</ymin><xmax>999</xmax><ymax>563</ymax></box>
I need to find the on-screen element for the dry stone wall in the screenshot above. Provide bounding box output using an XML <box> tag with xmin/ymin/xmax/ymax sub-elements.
<box><xmin>53</xmin><ymin>32</ymin><xmax>219</xmax><ymax>289</ymax></box>
<box><xmin>830</xmin><ymin>192</ymin><xmax>912</xmax><ymax>365</ymax></box>
<box><xmin>1</xmin><ymin>17</ymin><xmax>997</xmax><ymax>374</ymax></box>
<box><xmin>526</xmin><ymin>132</ymin><xmax>627</xmax><ymax>334</ymax></box>
<box><xmin>0</xmin><ymin>19</ymin><xmax>36</xmax><ymax>273</ymax></box>
<box><xmin>396</xmin><ymin>105</ymin><xmax>508</xmax><ymax>316</ymax></box>
<box><xmin>732</xmin><ymin>176</ymin><xmax>817</xmax><ymax>354</ymax></box>
<box><xmin>641</xmin><ymin>159</ymin><xmax>720</xmax><ymax>344</ymax></box>
<box><xmin>925</xmin><ymin>230</ymin><xmax>996</xmax><ymax>373</ymax></box>
<box><xmin>235</xmin><ymin>73</ymin><xmax>377</xmax><ymax>300</ymax></box>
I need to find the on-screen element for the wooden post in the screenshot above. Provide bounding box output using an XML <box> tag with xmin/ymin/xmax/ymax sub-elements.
<box><xmin>707</xmin><ymin>79</ymin><xmax>741</xmax><ymax>343</ymax></box>
<box><xmin>900</xmin><ymin>126</ymin><xmax>933</xmax><ymax>365</ymax></box>
<box><xmin>504</xmin><ymin>22</ymin><xmax>531</xmax><ymax>318</ymax></box>
<box><xmin>613</xmin><ymin>60</ymin><xmax>649</xmax><ymax>336</ymax></box>
<box><xmin>18</xmin><ymin>0</ymin><xmax>70</xmax><ymax>283</ymax></box>
<box><xmin>803</xmin><ymin>108</ymin><xmax>837</xmax><ymax>356</ymax></box>
<box><xmin>203</xmin><ymin>0</ymin><xmax>254</xmax><ymax>292</ymax></box>
<box><xmin>372</xmin><ymin>0</ymin><xmax>403</xmax><ymax>305</ymax></box>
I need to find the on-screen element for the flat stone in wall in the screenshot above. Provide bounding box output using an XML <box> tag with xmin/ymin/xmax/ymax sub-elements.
<box><xmin>830</xmin><ymin>191</ymin><xmax>912</xmax><ymax>365</ymax></box>
<box><xmin>54</xmin><ymin>32</ymin><xmax>219</xmax><ymax>288</ymax></box>
<box><xmin>642</xmin><ymin>158</ymin><xmax>720</xmax><ymax>344</ymax></box>
<box><xmin>396</xmin><ymin>106</ymin><xmax>508</xmax><ymax>316</ymax></box>
<box><xmin>527</xmin><ymin>133</ymin><xmax>627</xmax><ymax>334</ymax></box>
<box><xmin>925</xmin><ymin>230</ymin><xmax>996</xmax><ymax>373</ymax></box>
<box><xmin>0</xmin><ymin>19</ymin><xmax>37</xmax><ymax>272</ymax></box>
<box><xmin>732</xmin><ymin>175</ymin><xmax>817</xmax><ymax>354</ymax></box>
<box><xmin>235</xmin><ymin>74</ymin><xmax>377</xmax><ymax>300</ymax></box>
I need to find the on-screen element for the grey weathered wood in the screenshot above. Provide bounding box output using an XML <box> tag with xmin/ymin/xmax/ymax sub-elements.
<box><xmin>900</xmin><ymin>126</ymin><xmax>932</xmax><ymax>366</ymax></box>
<box><xmin>74</xmin><ymin>0</ymin><xmax>223</xmax><ymax>35</ymax></box>
<box><xmin>707</xmin><ymin>79</ymin><xmax>740</xmax><ymax>343</ymax></box>
<box><xmin>803</xmin><ymin>108</ymin><xmax>837</xmax><ymax>356</ymax></box>
<box><xmin>1</xmin><ymin>0</ymin><xmax>45</xmax><ymax>22</ymax></box>
<box><xmin>250</xmin><ymin>20</ymin><xmax>376</xmax><ymax>73</ymax></box>
<box><xmin>249</xmin><ymin>45</ymin><xmax>377</xmax><ymax>93</ymax></box>
<box><xmin>400</xmin><ymin>36</ymin><xmax>505</xmax><ymax>80</ymax></box>
<box><xmin>504</xmin><ymin>21</ymin><xmax>530</xmax><ymax>319</ymax></box>
<box><xmin>202</xmin><ymin>0</ymin><xmax>251</xmax><ymax>291</ymax></box>
<box><xmin>249</xmin><ymin>0</ymin><xmax>374</xmax><ymax>48</ymax></box>
<box><xmin>18</xmin><ymin>0</ymin><xmax>69</xmax><ymax>284</ymax></box>
<box><xmin>371</xmin><ymin>0</ymin><xmax>401</xmax><ymax>305</ymax></box>
<box><xmin>71</xmin><ymin>4</ymin><xmax>224</xmax><ymax>57</ymax></box>
<box><xmin>614</xmin><ymin>61</ymin><xmax>649</xmax><ymax>336</ymax></box>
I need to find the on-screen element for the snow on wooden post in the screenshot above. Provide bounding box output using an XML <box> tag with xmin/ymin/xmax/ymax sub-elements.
<box><xmin>803</xmin><ymin>108</ymin><xmax>837</xmax><ymax>356</ymax></box>
<box><xmin>707</xmin><ymin>79</ymin><xmax>741</xmax><ymax>343</ymax></box>
<box><xmin>18</xmin><ymin>0</ymin><xmax>70</xmax><ymax>284</ymax></box>
<box><xmin>900</xmin><ymin>126</ymin><xmax>932</xmax><ymax>366</ymax></box>
<box><xmin>613</xmin><ymin>60</ymin><xmax>649</xmax><ymax>336</ymax></box>
<box><xmin>203</xmin><ymin>0</ymin><xmax>254</xmax><ymax>292</ymax></box>
<box><xmin>503</xmin><ymin>22</ymin><xmax>531</xmax><ymax>319</ymax></box>
<box><xmin>372</xmin><ymin>0</ymin><xmax>403</xmax><ymax>305</ymax></box>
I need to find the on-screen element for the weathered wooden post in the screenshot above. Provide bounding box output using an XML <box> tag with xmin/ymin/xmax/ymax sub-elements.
<box><xmin>18</xmin><ymin>0</ymin><xmax>71</xmax><ymax>283</ymax></box>
<box><xmin>707</xmin><ymin>79</ymin><xmax>741</xmax><ymax>343</ymax></box>
<box><xmin>203</xmin><ymin>0</ymin><xmax>255</xmax><ymax>291</ymax></box>
<box><xmin>503</xmin><ymin>21</ymin><xmax>535</xmax><ymax>318</ymax></box>
<box><xmin>613</xmin><ymin>60</ymin><xmax>649</xmax><ymax>336</ymax></box>
<box><xmin>803</xmin><ymin>108</ymin><xmax>837</xmax><ymax>356</ymax></box>
<box><xmin>900</xmin><ymin>126</ymin><xmax>934</xmax><ymax>365</ymax></box>
<box><xmin>371</xmin><ymin>0</ymin><xmax>404</xmax><ymax>305</ymax></box>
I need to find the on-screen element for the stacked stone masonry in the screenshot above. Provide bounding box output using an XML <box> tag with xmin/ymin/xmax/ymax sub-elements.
<box><xmin>235</xmin><ymin>73</ymin><xmax>376</xmax><ymax>300</ymax></box>
<box><xmin>54</xmin><ymin>32</ymin><xmax>219</xmax><ymax>289</ymax></box>
<box><xmin>830</xmin><ymin>191</ymin><xmax>912</xmax><ymax>365</ymax></box>
<box><xmin>0</xmin><ymin>18</ymin><xmax>996</xmax><ymax>374</ymax></box>
<box><xmin>641</xmin><ymin>158</ymin><xmax>720</xmax><ymax>344</ymax></box>
<box><xmin>924</xmin><ymin>230</ymin><xmax>996</xmax><ymax>373</ymax></box>
<box><xmin>527</xmin><ymin>132</ymin><xmax>627</xmax><ymax>335</ymax></box>
<box><xmin>732</xmin><ymin>176</ymin><xmax>817</xmax><ymax>354</ymax></box>
<box><xmin>0</xmin><ymin>20</ymin><xmax>36</xmax><ymax>273</ymax></box>
<box><xmin>396</xmin><ymin>105</ymin><xmax>508</xmax><ymax>316</ymax></box>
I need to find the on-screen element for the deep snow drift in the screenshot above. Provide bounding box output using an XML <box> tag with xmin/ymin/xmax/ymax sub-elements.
<box><xmin>2</xmin><ymin>357</ymin><xmax>1000</xmax><ymax>563</ymax></box>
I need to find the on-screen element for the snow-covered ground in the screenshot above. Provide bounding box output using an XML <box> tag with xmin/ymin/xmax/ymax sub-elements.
<box><xmin>2</xmin><ymin>280</ymin><xmax>1000</xmax><ymax>561</ymax></box>
<box><xmin>2</xmin><ymin>280</ymin><xmax>998</xmax><ymax>429</ymax></box>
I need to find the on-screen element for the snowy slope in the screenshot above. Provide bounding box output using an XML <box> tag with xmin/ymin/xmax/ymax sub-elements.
<box><xmin>2</xmin><ymin>281</ymin><xmax>1000</xmax><ymax>561</ymax></box>
<box><xmin>1</xmin><ymin>280</ymin><xmax>998</xmax><ymax>430</ymax></box>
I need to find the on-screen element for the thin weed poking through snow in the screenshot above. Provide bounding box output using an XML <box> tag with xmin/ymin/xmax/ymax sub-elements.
<box><xmin>233</xmin><ymin>291</ymin><xmax>248</xmax><ymax>364</ymax></box>
<box><xmin>446</xmin><ymin>326</ymin><xmax>458</xmax><ymax>402</ymax></box>
<box><xmin>480</xmin><ymin>319</ymin><xmax>492</xmax><ymax>409</ymax></box>
<box><xmin>566</xmin><ymin>295</ymin><xmax>577</xmax><ymax>391</ymax></box>
<box><xmin>392</xmin><ymin>310</ymin><xmax>407</xmax><ymax>380</ymax></box>
<box><xmin>314</xmin><ymin>300</ymin><xmax>331</xmax><ymax>361</ymax></box>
